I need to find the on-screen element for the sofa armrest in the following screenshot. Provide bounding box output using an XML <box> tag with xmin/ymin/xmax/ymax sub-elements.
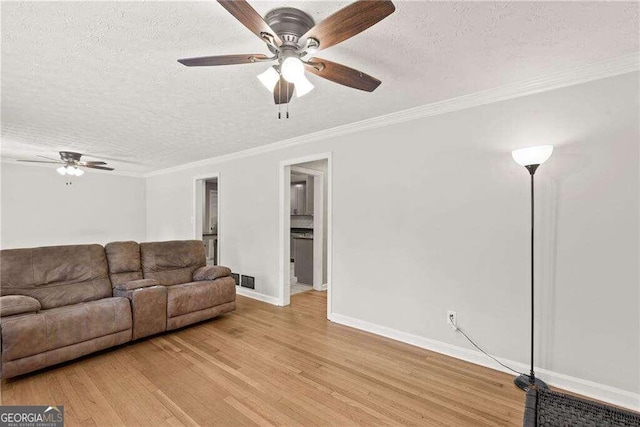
<box><xmin>0</xmin><ymin>295</ymin><xmax>41</xmax><ymax>317</ymax></box>
<box><xmin>193</xmin><ymin>266</ymin><xmax>232</xmax><ymax>281</ymax></box>
<box><xmin>114</xmin><ymin>279</ymin><xmax>159</xmax><ymax>292</ymax></box>
<box><xmin>113</xmin><ymin>285</ymin><xmax>167</xmax><ymax>340</ymax></box>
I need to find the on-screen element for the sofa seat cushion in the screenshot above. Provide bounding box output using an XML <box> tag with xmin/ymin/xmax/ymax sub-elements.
<box><xmin>167</xmin><ymin>277</ymin><xmax>235</xmax><ymax>318</ymax></box>
<box><xmin>1</xmin><ymin>297</ymin><xmax>132</xmax><ymax>362</ymax></box>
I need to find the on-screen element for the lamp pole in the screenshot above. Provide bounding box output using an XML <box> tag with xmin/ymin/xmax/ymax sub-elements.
<box><xmin>514</xmin><ymin>163</ymin><xmax>548</xmax><ymax>391</ymax></box>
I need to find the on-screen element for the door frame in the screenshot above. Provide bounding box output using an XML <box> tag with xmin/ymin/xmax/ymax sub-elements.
<box><xmin>279</xmin><ymin>152</ymin><xmax>332</xmax><ymax>317</ymax></box>
<box><xmin>193</xmin><ymin>172</ymin><xmax>221</xmax><ymax>265</ymax></box>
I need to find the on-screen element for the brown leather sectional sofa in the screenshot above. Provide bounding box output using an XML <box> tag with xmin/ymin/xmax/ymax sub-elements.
<box><xmin>0</xmin><ymin>240</ymin><xmax>236</xmax><ymax>378</ymax></box>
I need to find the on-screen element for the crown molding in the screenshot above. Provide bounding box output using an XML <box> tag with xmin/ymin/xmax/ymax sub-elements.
<box><xmin>146</xmin><ymin>53</ymin><xmax>639</xmax><ymax>177</ymax></box>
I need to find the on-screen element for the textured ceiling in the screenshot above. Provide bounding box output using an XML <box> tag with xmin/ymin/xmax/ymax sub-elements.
<box><xmin>2</xmin><ymin>1</ymin><xmax>638</xmax><ymax>173</ymax></box>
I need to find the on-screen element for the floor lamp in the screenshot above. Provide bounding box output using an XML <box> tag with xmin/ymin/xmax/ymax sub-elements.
<box><xmin>511</xmin><ymin>145</ymin><xmax>553</xmax><ymax>391</ymax></box>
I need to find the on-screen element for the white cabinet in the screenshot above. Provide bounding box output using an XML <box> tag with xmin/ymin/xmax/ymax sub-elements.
<box><xmin>290</xmin><ymin>177</ymin><xmax>314</xmax><ymax>215</ymax></box>
<box><xmin>293</xmin><ymin>237</ymin><xmax>313</xmax><ymax>285</ymax></box>
<box><xmin>291</xmin><ymin>183</ymin><xmax>306</xmax><ymax>215</ymax></box>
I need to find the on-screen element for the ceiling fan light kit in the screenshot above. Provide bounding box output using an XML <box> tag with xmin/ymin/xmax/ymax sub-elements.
<box><xmin>281</xmin><ymin>57</ymin><xmax>305</xmax><ymax>83</ymax></box>
<box><xmin>178</xmin><ymin>0</ymin><xmax>396</xmax><ymax>117</ymax></box>
<box><xmin>57</xmin><ymin>165</ymin><xmax>84</xmax><ymax>176</ymax></box>
<box><xmin>257</xmin><ymin>66</ymin><xmax>280</xmax><ymax>93</ymax></box>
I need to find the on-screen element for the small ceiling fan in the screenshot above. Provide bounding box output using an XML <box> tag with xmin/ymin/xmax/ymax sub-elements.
<box><xmin>17</xmin><ymin>151</ymin><xmax>114</xmax><ymax>176</ymax></box>
<box><xmin>178</xmin><ymin>0</ymin><xmax>395</xmax><ymax>106</ymax></box>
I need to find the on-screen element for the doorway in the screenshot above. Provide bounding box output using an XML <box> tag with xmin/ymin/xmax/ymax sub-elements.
<box><xmin>279</xmin><ymin>153</ymin><xmax>332</xmax><ymax>317</ymax></box>
<box><xmin>194</xmin><ymin>174</ymin><xmax>220</xmax><ymax>266</ymax></box>
<box><xmin>290</xmin><ymin>168</ymin><xmax>320</xmax><ymax>295</ymax></box>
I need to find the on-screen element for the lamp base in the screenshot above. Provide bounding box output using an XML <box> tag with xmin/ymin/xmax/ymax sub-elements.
<box><xmin>514</xmin><ymin>374</ymin><xmax>548</xmax><ymax>391</ymax></box>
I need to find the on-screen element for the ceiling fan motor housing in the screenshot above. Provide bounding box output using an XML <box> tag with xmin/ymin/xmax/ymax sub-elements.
<box><xmin>59</xmin><ymin>151</ymin><xmax>82</xmax><ymax>163</ymax></box>
<box><xmin>264</xmin><ymin>8</ymin><xmax>315</xmax><ymax>50</ymax></box>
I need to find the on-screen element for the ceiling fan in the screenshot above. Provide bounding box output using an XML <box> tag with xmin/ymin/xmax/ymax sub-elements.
<box><xmin>17</xmin><ymin>151</ymin><xmax>114</xmax><ymax>177</ymax></box>
<box><xmin>178</xmin><ymin>0</ymin><xmax>395</xmax><ymax>107</ymax></box>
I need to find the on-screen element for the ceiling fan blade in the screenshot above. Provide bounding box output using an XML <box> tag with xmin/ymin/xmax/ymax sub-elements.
<box><xmin>273</xmin><ymin>77</ymin><xmax>295</xmax><ymax>105</ymax></box>
<box><xmin>305</xmin><ymin>58</ymin><xmax>381</xmax><ymax>92</ymax></box>
<box><xmin>82</xmin><ymin>161</ymin><xmax>107</xmax><ymax>165</ymax></box>
<box><xmin>217</xmin><ymin>0</ymin><xmax>283</xmax><ymax>47</ymax></box>
<box><xmin>300</xmin><ymin>0</ymin><xmax>395</xmax><ymax>52</ymax></box>
<box><xmin>17</xmin><ymin>159</ymin><xmax>63</xmax><ymax>164</ymax></box>
<box><xmin>178</xmin><ymin>54</ymin><xmax>269</xmax><ymax>67</ymax></box>
<box><xmin>37</xmin><ymin>155</ymin><xmax>63</xmax><ymax>162</ymax></box>
<box><xmin>83</xmin><ymin>165</ymin><xmax>114</xmax><ymax>171</ymax></box>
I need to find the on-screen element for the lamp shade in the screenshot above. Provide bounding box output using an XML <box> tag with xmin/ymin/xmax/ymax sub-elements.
<box><xmin>294</xmin><ymin>74</ymin><xmax>314</xmax><ymax>97</ymax></box>
<box><xmin>257</xmin><ymin>66</ymin><xmax>280</xmax><ymax>93</ymax></box>
<box><xmin>512</xmin><ymin>145</ymin><xmax>553</xmax><ymax>167</ymax></box>
<box><xmin>281</xmin><ymin>57</ymin><xmax>304</xmax><ymax>83</ymax></box>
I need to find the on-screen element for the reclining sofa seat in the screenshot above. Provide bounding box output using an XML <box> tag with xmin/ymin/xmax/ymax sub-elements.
<box><xmin>0</xmin><ymin>245</ymin><xmax>132</xmax><ymax>378</ymax></box>
<box><xmin>139</xmin><ymin>240</ymin><xmax>236</xmax><ymax>330</ymax></box>
<box><xmin>0</xmin><ymin>240</ymin><xmax>236</xmax><ymax>379</ymax></box>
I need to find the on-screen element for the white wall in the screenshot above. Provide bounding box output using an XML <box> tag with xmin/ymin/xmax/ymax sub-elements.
<box><xmin>1</xmin><ymin>163</ymin><xmax>146</xmax><ymax>248</ymax></box>
<box><xmin>146</xmin><ymin>72</ymin><xmax>639</xmax><ymax>402</ymax></box>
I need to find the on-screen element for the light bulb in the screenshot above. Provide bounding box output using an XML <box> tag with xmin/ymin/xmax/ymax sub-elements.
<box><xmin>257</xmin><ymin>66</ymin><xmax>280</xmax><ymax>93</ymax></box>
<box><xmin>295</xmin><ymin>74</ymin><xmax>314</xmax><ymax>97</ymax></box>
<box><xmin>281</xmin><ymin>57</ymin><xmax>304</xmax><ymax>83</ymax></box>
<box><xmin>512</xmin><ymin>145</ymin><xmax>553</xmax><ymax>167</ymax></box>
<box><xmin>57</xmin><ymin>166</ymin><xmax>67</xmax><ymax>175</ymax></box>
<box><xmin>66</xmin><ymin>165</ymin><xmax>84</xmax><ymax>176</ymax></box>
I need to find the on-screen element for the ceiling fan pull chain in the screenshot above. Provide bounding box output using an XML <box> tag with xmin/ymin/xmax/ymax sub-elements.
<box><xmin>278</xmin><ymin>78</ymin><xmax>282</xmax><ymax>119</ymax></box>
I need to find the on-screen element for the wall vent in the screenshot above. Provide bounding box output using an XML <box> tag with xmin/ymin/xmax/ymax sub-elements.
<box><xmin>241</xmin><ymin>275</ymin><xmax>255</xmax><ymax>289</ymax></box>
<box><xmin>231</xmin><ymin>273</ymin><xmax>240</xmax><ymax>286</ymax></box>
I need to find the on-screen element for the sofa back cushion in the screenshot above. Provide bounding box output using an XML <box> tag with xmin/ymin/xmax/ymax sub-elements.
<box><xmin>105</xmin><ymin>241</ymin><xmax>143</xmax><ymax>287</ymax></box>
<box><xmin>140</xmin><ymin>240</ymin><xmax>206</xmax><ymax>286</ymax></box>
<box><xmin>0</xmin><ymin>245</ymin><xmax>112</xmax><ymax>309</ymax></box>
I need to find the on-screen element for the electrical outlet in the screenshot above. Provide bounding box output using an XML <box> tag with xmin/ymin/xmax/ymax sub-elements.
<box><xmin>447</xmin><ymin>311</ymin><xmax>457</xmax><ymax>330</ymax></box>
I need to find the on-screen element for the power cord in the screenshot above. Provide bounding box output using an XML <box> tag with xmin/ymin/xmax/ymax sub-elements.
<box><xmin>450</xmin><ymin>318</ymin><xmax>526</xmax><ymax>376</ymax></box>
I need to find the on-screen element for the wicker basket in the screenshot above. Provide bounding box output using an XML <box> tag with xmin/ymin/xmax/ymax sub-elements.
<box><xmin>523</xmin><ymin>388</ymin><xmax>640</xmax><ymax>427</ymax></box>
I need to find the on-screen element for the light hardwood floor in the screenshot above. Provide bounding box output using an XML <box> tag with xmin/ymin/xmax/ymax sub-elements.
<box><xmin>1</xmin><ymin>291</ymin><xmax>527</xmax><ymax>426</ymax></box>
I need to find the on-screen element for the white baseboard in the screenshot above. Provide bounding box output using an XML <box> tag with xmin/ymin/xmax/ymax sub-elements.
<box><xmin>236</xmin><ymin>287</ymin><xmax>281</xmax><ymax>306</ymax></box>
<box><xmin>329</xmin><ymin>312</ymin><xmax>640</xmax><ymax>411</ymax></box>
<box><xmin>312</xmin><ymin>283</ymin><xmax>328</xmax><ymax>291</ymax></box>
